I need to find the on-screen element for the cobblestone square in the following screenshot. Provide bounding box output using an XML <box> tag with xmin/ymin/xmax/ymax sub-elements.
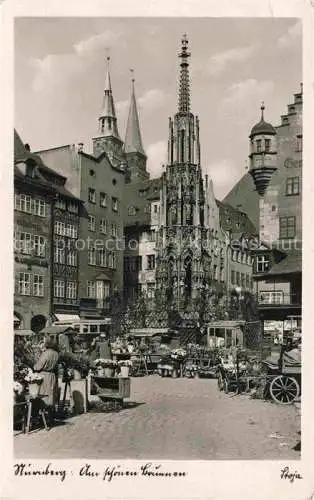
<box><xmin>14</xmin><ymin>376</ymin><xmax>300</xmax><ymax>460</ymax></box>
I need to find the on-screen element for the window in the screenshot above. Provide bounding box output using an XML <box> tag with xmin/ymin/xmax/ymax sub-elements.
<box><xmin>298</xmin><ymin>160</ymin><xmax>302</xmax><ymax>169</ymax></box>
<box><xmin>241</xmin><ymin>273</ymin><xmax>245</xmax><ymax>287</ymax></box>
<box><xmin>55</xmin><ymin>199</ymin><xmax>66</xmax><ymax>210</ymax></box>
<box><xmin>88</xmin><ymin>248</ymin><xmax>96</xmax><ymax>265</ymax></box>
<box><xmin>108</xmin><ymin>252</ymin><xmax>116</xmax><ymax>269</ymax></box>
<box><xmin>14</xmin><ymin>194</ymin><xmax>32</xmax><ymax>213</ymax></box>
<box><xmin>147</xmin><ymin>230</ymin><xmax>156</xmax><ymax>242</ymax></box>
<box><xmin>33</xmin><ymin>275</ymin><xmax>44</xmax><ymax>297</ymax></box>
<box><xmin>89</xmin><ymin>169</ymin><xmax>95</xmax><ymax>177</ymax></box>
<box><xmin>286</xmin><ymin>177</ymin><xmax>300</xmax><ymax>196</ymax></box>
<box><xmin>66</xmin><ymin>281</ymin><xmax>77</xmax><ymax>299</ymax></box>
<box><xmin>98</xmin><ymin>249</ymin><xmax>107</xmax><ymax>267</ymax></box>
<box><xmin>153</xmin><ymin>204</ymin><xmax>158</xmax><ymax>213</ymax></box>
<box><xmin>231</xmin><ymin>270</ymin><xmax>235</xmax><ymax>285</ymax></box>
<box><xmin>100</xmin><ymin>192</ymin><xmax>107</xmax><ymax>207</ymax></box>
<box><xmin>144</xmin><ymin>204</ymin><xmax>151</xmax><ymax>214</ymax></box>
<box><xmin>279</xmin><ymin>216</ymin><xmax>296</xmax><ymax>239</ymax></box>
<box><xmin>33</xmin><ymin>199</ymin><xmax>46</xmax><ymax>217</ymax></box>
<box><xmin>33</xmin><ymin>235</ymin><xmax>45</xmax><ymax>257</ymax></box>
<box><xmin>54</xmin><ymin>242</ymin><xmax>65</xmax><ymax>264</ymax></box>
<box><xmin>259</xmin><ymin>290</ymin><xmax>283</xmax><ymax>304</ymax></box>
<box><xmin>147</xmin><ymin>254</ymin><xmax>155</xmax><ymax>270</ymax></box>
<box><xmin>15</xmin><ymin>232</ymin><xmax>32</xmax><ymax>254</ymax></box>
<box><xmin>112</xmin><ymin>178</ymin><xmax>117</xmax><ymax>185</ymax></box>
<box><xmin>88</xmin><ymin>215</ymin><xmax>95</xmax><ymax>231</ymax></box>
<box><xmin>112</xmin><ymin>197</ymin><xmax>119</xmax><ymax>212</ymax></box>
<box><xmin>147</xmin><ymin>283</ymin><xmax>155</xmax><ymax>299</ymax></box>
<box><xmin>272</xmin><ymin>205</ymin><xmax>276</xmax><ymax>212</ymax></box>
<box><xmin>236</xmin><ymin>271</ymin><xmax>240</xmax><ymax>286</ymax></box>
<box><xmin>67</xmin><ymin>250</ymin><xmax>77</xmax><ymax>266</ymax></box>
<box><xmin>88</xmin><ymin>188</ymin><xmax>96</xmax><ymax>204</ymax></box>
<box><xmin>66</xmin><ymin>224</ymin><xmax>78</xmax><ymax>238</ymax></box>
<box><xmin>256</xmin><ymin>254</ymin><xmax>270</xmax><ymax>273</ymax></box>
<box><xmin>111</xmin><ymin>223</ymin><xmax>117</xmax><ymax>237</ymax></box>
<box><xmin>139</xmin><ymin>189</ymin><xmax>148</xmax><ymax>197</ymax></box>
<box><xmin>264</xmin><ymin>139</ymin><xmax>271</xmax><ymax>152</ymax></box>
<box><xmin>18</xmin><ymin>273</ymin><xmax>31</xmax><ymax>295</ymax></box>
<box><xmin>54</xmin><ymin>279</ymin><xmax>65</xmax><ymax>298</ymax></box>
<box><xmin>100</xmin><ymin>218</ymin><xmax>107</xmax><ymax>234</ymax></box>
<box><xmin>87</xmin><ymin>281</ymin><xmax>96</xmax><ymax>298</ymax></box>
<box><xmin>54</xmin><ymin>221</ymin><xmax>66</xmax><ymax>236</ymax></box>
<box><xmin>256</xmin><ymin>139</ymin><xmax>262</xmax><ymax>153</ymax></box>
<box><xmin>68</xmin><ymin>202</ymin><xmax>78</xmax><ymax>213</ymax></box>
<box><xmin>296</xmin><ymin>135</ymin><xmax>302</xmax><ymax>152</ymax></box>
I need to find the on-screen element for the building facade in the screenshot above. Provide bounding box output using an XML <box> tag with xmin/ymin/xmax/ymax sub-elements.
<box><xmin>248</xmin><ymin>88</ymin><xmax>303</xmax><ymax>338</ymax></box>
<box><xmin>36</xmin><ymin>61</ymin><xmax>128</xmax><ymax>318</ymax></box>
<box><xmin>14</xmin><ymin>132</ymin><xmax>55</xmax><ymax>331</ymax></box>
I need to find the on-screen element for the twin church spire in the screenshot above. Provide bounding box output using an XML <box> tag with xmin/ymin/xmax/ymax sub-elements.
<box><xmin>96</xmin><ymin>58</ymin><xmax>146</xmax><ymax>161</ymax></box>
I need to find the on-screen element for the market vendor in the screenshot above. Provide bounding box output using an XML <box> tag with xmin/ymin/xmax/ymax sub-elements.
<box><xmin>90</xmin><ymin>332</ymin><xmax>112</xmax><ymax>360</ymax></box>
<box><xmin>33</xmin><ymin>335</ymin><xmax>59</xmax><ymax>424</ymax></box>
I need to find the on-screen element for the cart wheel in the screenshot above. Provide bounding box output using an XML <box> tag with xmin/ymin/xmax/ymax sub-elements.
<box><xmin>269</xmin><ymin>376</ymin><xmax>300</xmax><ymax>405</ymax></box>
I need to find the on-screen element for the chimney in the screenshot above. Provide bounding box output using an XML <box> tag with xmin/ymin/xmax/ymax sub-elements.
<box><xmin>205</xmin><ymin>174</ymin><xmax>208</xmax><ymax>188</ymax></box>
<box><xmin>77</xmin><ymin>142</ymin><xmax>84</xmax><ymax>152</ymax></box>
<box><xmin>24</xmin><ymin>143</ymin><xmax>31</xmax><ymax>151</ymax></box>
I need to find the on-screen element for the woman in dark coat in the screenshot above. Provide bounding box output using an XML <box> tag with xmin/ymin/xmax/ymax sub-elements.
<box><xmin>33</xmin><ymin>335</ymin><xmax>59</xmax><ymax>414</ymax></box>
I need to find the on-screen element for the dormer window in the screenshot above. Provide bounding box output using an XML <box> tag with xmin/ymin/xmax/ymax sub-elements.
<box><xmin>264</xmin><ymin>139</ymin><xmax>270</xmax><ymax>152</ymax></box>
<box><xmin>256</xmin><ymin>139</ymin><xmax>262</xmax><ymax>153</ymax></box>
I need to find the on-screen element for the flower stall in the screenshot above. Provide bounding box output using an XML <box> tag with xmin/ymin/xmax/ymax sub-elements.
<box><xmin>88</xmin><ymin>358</ymin><xmax>131</xmax><ymax>410</ymax></box>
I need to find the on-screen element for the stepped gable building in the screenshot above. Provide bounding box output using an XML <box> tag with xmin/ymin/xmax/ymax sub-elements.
<box><xmin>14</xmin><ymin>130</ymin><xmax>84</xmax><ymax>330</ymax></box>
<box><xmin>247</xmin><ymin>88</ymin><xmax>303</xmax><ymax>335</ymax></box>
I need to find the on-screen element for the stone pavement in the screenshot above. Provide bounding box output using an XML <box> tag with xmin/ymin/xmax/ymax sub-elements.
<box><xmin>14</xmin><ymin>376</ymin><xmax>300</xmax><ymax>460</ymax></box>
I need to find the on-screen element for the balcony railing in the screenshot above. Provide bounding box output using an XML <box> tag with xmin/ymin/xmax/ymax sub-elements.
<box><xmin>257</xmin><ymin>292</ymin><xmax>301</xmax><ymax>307</ymax></box>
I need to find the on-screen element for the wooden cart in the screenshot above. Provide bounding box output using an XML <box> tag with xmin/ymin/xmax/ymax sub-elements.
<box><xmin>89</xmin><ymin>375</ymin><xmax>131</xmax><ymax>410</ymax></box>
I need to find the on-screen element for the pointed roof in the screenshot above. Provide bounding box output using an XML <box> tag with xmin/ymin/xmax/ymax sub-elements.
<box><xmin>99</xmin><ymin>57</ymin><xmax>121</xmax><ymax>140</ymax></box>
<box><xmin>250</xmin><ymin>102</ymin><xmax>276</xmax><ymax>138</ymax></box>
<box><xmin>178</xmin><ymin>34</ymin><xmax>191</xmax><ymax>114</ymax></box>
<box><xmin>124</xmin><ymin>77</ymin><xmax>146</xmax><ymax>156</ymax></box>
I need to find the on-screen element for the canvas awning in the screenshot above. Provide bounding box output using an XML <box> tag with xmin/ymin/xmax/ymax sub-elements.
<box><xmin>54</xmin><ymin>314</ymin><xmax>80</xmax><ymax>322</ymax></box>
<box><xmin>41</xmin><ymin>325</ymin><xmax>75</xmax><ymax>335</ymax></box>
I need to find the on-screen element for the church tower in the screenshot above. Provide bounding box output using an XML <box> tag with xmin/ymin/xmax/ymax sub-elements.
<box><xmin>156</xmin><ymin>35</ymin><xmax>214</xmax><ymax>314</ymax></box>
<box><xmin>124</xmin><ymin>73</ymin><xmax>149</xmax><ymax>183</ymax></box>
<box><xmin>92</xmin><ymin>57</ymin><xmax>124</xmax><ymax>166</ymax></box>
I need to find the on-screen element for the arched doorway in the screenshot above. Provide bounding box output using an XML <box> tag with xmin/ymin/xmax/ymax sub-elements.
<box><xmin>30</xmin><ymin>314</ymin><xmax>46</xmax><ymax>333</ymax></box>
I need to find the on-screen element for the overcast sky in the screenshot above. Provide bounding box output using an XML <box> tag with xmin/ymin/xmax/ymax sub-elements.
<box><xmin>15</xmin><ymin>17</ymin><xmax>301</xmax><ymax>199</ymax></box>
